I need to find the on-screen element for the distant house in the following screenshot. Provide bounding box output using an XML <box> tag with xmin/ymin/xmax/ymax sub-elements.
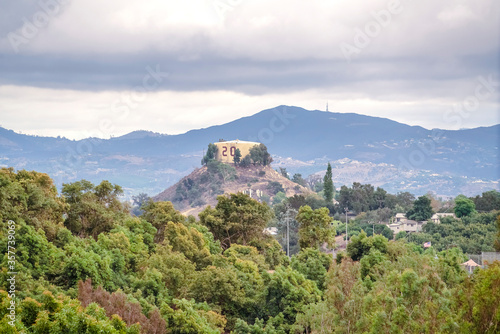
<box><xmin>430</xmin><ymin>213</ymin><xmax>456</xmax><ymax>224</ymax></box>
<box><xmin>387</xmin><ymin>222</ymin><xmax>401</xmax><ymax>234</ymax></box>
<box><xmin>264</xmin><ymin>227</ymin><xmax>278</xmax><ymax>236</ymax></box>
<box><xmin>394</xmin><ymin>213</ymin><xmax>407</xmax><ymax>223</ymax></box>
<box><xmin>461</xmin><ymin>259</ymin><xmax>480</xmax><ymax>274</ymax></box>
<box><xmin>403</xmin><ymin>220</ymin><xmax>426</xmax><ymax>232</ymax></box>
<box><xmin>388</xmin><ymin>212</ymin><xmax>457</xmax><ymax>234</ymax></box>
<box><xmin>387</xmin><ymin>219</ymin><xmax>426</xmax><ymax>234</ymax></box>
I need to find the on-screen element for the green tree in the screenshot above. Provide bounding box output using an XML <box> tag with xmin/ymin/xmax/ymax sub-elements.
<box><xmin>141</xmin><ymin>244</ymin><xmax>196</xmax><ymax>298</ymax></box>
<box><xmin>323</xmin><ymin>163</ymin><xmax>334</xmax><ymax>203</ymax></box>
<box><xmin>0</xmin><ymin>219</ymin><xmax>65</xmax><ymax>282</ymax></box>
<box><xmin>0</xmin><ymin>289</ymin><xmax>141</xmax><ymax>334</ymax></box>
<box><xmin>373</xmin><ymin>187</ymin><xmax>387</xmax><ymax>209</ymax></box>
<box><xmin>346</xmin><ymin>230</ymin><xmax>388</xmax><ymax>262</ymax></box>
<box><xmin>338</xmin><ymin>185</ymin><xmax>352</xmax><ymax>211</ymax></box>
<box><xmin>471</xmin><ymin>190</ymin><xmax>500</xmax><ymax>212</ymax></box>
<box><xmin>163</xmin><ymin>221</ymin><xmax>212</xmax><ymax>269</ymax></box>
<box><xmin>264</xmin><ymin>267</ymin><xmax>322</xmax><ymax>326</ymax></box>
<box><xmin>62</xmin><ymin>180</ymin><xmax>126</xmax><ymax>239</ymax></box>
<box><xmin>141</xmin><ymin>200</ymin><xmax>185</xmax><ymax>243</ymax></box>
<box><xmin>279</xmin><ymin>167</ymin><xmax>289</xmax><ymax>179</ymax></box>
<box><xmin>162</xmin><ymin>298</ymin><xmax>226</xmax><ymax>334</ymax></box>
<box><xmin>455</xmin><ymin>262</ymin><xmax>500</xmax><ymax>333</ymax></box>
<box><xmin>234</xmin><ymin>317</ymin><xmax>284</xmax><ymax>334</ymax></box>
<box><xmin>294</xmin><ymin>258</ymin><xmax>365</xmax><ymax>333</ymax></box>
<box><xmin>406</xmin><ymin>195</ymin><xmax>433</xmax><ymax>221</ymax></box>
<box><xmin>240</xmin><ymin>155</ymin><xmax>252</xmax><ymax>167</ymax></box>
<box><xmin>60</xmin><ymin>243</ymin><xmax>114</xmax><ymax>289</ymax></box>
<box><xmin>301</xmin><ymin>244</ymin><xmax>467</xmax><ymax>333</ymax></box>
<box><xmin>249</xmin><ymin>144</ymin><xmax>273</xmax><ymax>166</ymax></box>
<box><xmin>291</xmin><ymin>174</ymin><xmax>306</xmax><ymax>188</ymax></box>
<box><xmin>495</xmin><ymin>214</ymin><xmax>500</xmax><ymax>252</ymax></box>
<box><xmin>207</xmin><ymin>160</ymin><xmax>236</xmax><ymax>182</ymax></box>
<box><xmin>290</xmin><ymin>248</ymin><xmax>333</xmax><ymax>290</ymax></box>
<box><xmin>202</xmin><ymin>143</ymin><xmax>219</xmax><ymax>165</ymax></box>
<box><xmin>272</xmin><ymin>192</ymin><xmax>286</xmax><ymax>205</ymax></box>
<box><xmin>189</xmin><ymin>265</ymin><xmax>247</xmax><ymax>325</ymax></box>
<box><xmin>296</xmin><ymin>206</ymin><xmax>335</xmax><ymax>249</ymax></box>
<box><xmin>0</xmin><ymin>168</ymin><xmax>66</xmax><ymax>241</ymax></box>
<box><xmin>131</xmin><ymin>193</ymin><xmax>150</xmax><ymax>216</ymax></box>
<box><xmin>454</xmin><ymin>194</ymin><xmax>476</xmax><ymax>218</ymax></box>
<box><xmin>233</xmin><ymin>148</ymin><xmax>242</xmax><ymax>165</ymax></box>
<box><xmin>267</xmin><ymin>182</ymin><xmax>285</xmax><ymax>196</ymax></box>
<box><xmin>199</xmin><ymin>193</ymin><xmax>274</xmax><ymax>249</ymax></box>
<box><xmin>396</xmin><ymin>191</ymin><xmax>416</xmax><ymax>211</ymax></box>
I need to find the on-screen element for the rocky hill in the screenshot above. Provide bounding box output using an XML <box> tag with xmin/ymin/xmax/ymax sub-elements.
<box><xmin>154</xmin><ymin>162</ymin><xmax>309</xmax><ymax>216</ymax></box>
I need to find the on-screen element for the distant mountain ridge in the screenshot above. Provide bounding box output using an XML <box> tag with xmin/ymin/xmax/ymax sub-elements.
<box><xmin>0</xmin><ymin>106</ymin><xmax>498</xmax><ymax>197</ymax></box>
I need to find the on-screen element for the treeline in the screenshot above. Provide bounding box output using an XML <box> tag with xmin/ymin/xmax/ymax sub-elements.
<box><xmin>397</xmin><ymin>213</ymin><xmax>499</xmax><ymax>254</ymax></box>
<box><xmin>1</xmin><ymin>168</ymin><xmax>500</xmax><ymax>333</ymax></box>
<box><xmin>287</xmin><ymin>162</ymin><xmax>500</xmax><ymax>215</ymax></box>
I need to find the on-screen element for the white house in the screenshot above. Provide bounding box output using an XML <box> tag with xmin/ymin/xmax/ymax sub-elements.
<box><xmin>387</xmin><ymin>220</ymin><xmax>426</xmax><ymax>234</ymax></box>
<box><xmin>388</xmin><ymin>212</ymin><xmax>456</xmax><ymax>234</ymax></box>
<box><xmin>430</xmin><ymin>213</ymin><xmax>456</xmax><ymax>224</ymax></box>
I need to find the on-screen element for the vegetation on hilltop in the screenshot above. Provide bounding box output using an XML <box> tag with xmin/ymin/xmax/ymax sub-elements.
<box><xmin>202</xmin><ymin>142</ymin><xmax>273</xmax><ymax>167</ymax></box>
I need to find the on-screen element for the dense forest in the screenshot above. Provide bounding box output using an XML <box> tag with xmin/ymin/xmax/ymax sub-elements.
<box><xmin>1</xmin><ymin>167</ymin><xmax>499</xmax><ymax>333</ymax></box>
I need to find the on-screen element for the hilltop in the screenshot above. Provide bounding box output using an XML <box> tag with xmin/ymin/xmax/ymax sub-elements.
<box><xmin>154</xmin><ymin>162</ymin><xmax>309</xmax><ymax>216</ymax></box>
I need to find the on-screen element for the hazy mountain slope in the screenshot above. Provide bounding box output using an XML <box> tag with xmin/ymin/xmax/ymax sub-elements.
<box><xmin>0</xmin><ymin>106</ymin><xmax>498</xmax><ymax>197</ymax></box>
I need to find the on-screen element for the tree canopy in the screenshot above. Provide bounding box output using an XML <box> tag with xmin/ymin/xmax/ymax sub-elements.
<box><xmin>199</xmin><ymin>193</ymin><xmax>274</xmax><ymax>249</ymax></box>
<box><xmin>406</xmin><ymin>195</ymin><xmax>433</xmax><ymax>221</ymax></box>
<box><xmin>62</xmin><ymin>180</ymin><xmax>126</xmax><ymax>239</ymax></box>
<box><xmin>249</xmin><ymin>144</ymin><xmax>273</xmax><ymax>166</ymax></box>
<box><xmin>296</xmin><ymin>205</ymin><xmax>335</xmax><ymax>249</ymax></box>
<box><xmin>454</xmin><ymin>194</ymin><xmax>477</xmax><ymax>217</ymax></box>
<box><xmin>202</xmin><ymin>143</ymin><xmax>218</xmax><ymax>165</ymax></box>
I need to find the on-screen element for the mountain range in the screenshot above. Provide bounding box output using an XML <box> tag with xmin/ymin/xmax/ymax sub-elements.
<box><xmin>1</xmin><ymin>106</ymin><xmax>498</xmax><ymax>198</ymax></box>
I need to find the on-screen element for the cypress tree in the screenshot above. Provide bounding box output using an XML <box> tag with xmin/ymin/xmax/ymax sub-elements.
<box><xmin>323</xmin><ymin>163</ymin><xmax>334</xmax><ymax>203</ymax></box>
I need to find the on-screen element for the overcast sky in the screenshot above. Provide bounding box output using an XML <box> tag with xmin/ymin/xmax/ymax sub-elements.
<box><xmin>0</xmin><ymin>0</ymin><xmax>499</xmax><ymax>139</ymax></box>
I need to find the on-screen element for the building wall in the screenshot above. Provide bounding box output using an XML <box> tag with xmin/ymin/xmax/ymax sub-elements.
<box><xmin>213</xmin><ymin>140</ymin><xmax>259</xmax><ymax>164</ymax></box>
<box><xmin>387</xmin><ymin>221</ymin><xmax>426</xmax><ymax>233</ymax></box>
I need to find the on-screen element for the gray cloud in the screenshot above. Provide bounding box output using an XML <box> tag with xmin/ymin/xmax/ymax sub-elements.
<box><xmin>0</xmin><ymin>0</ymin><xmax>498</xmax><ymax>137</ymax></box>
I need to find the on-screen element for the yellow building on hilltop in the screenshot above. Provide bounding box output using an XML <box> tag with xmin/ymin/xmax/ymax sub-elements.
<box><xmin>213</xmin><ymin>140</ymin><xmax>260</xmax><ymax>164</ymax></box>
